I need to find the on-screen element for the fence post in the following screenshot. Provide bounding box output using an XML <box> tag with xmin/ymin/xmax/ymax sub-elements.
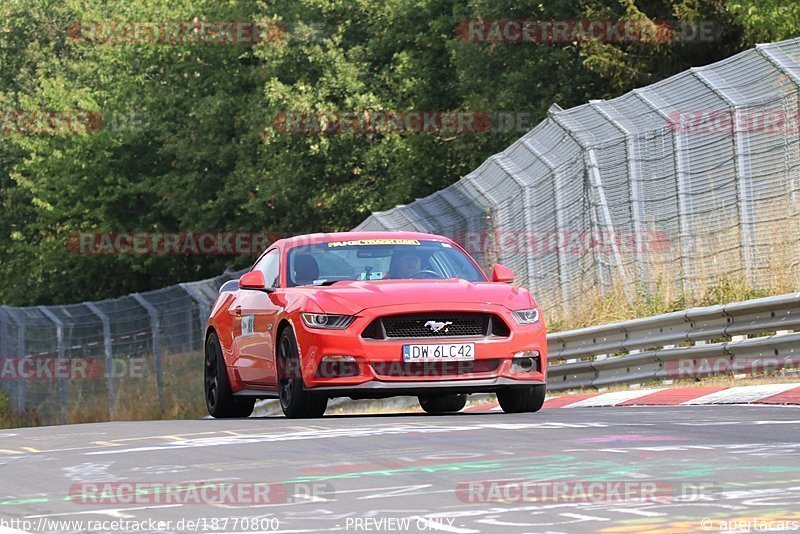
<box><xmin>756</xmin><ymin>44</ymin><xmax>800</xmax><ymax>213</ymax></box>
<box><xmin>591</xmin><ymin>100</ymin><xmax>647</xmax><ymax>287</ymax></box>
<box><xmin>693</xmin><ymin>68</ymin><xmax>756</xmax><ymax>281</ymax></box>
<box><xmin>586</xmin><ymin>147</ymin><xmax>629</xmax><ymax>291</ymax></box>
<box><xmin>37</xmin><ymin>306</ymin><xmax>68</xmax><ymax>424</ymax></box>
<box><xmin>179</xmin><ymin>283</ymin><xmax>213</xmax><ymax>351</ymax></box>
<box><xmin>634</xmin><ymin>88</ymin><xmax>695</xmax><ymax>294</ymax></box>
<box><xmin>0</xmin><ymin>307</ymin><xmax>12</xmax><ymax>412</ymax></box>
<box><xmin>84</xmin><ymin>302</ymin><xmax>114</xmax><ymax>418</ymax></box>
<box><xmin>1</xmin><ymin>307</ymin><xmax>26</xmax><ymax>414</ymax></box>
<box><xmin>522</xmin><ymin>136</ymin><xmax>572</xmax><ymax>306</ymax></box>
<box><xmin>496</xmin><ymin>154</ymin><xmax>536</xmax><ymax>291</ymax></box>
<box><xmin>131</xmin><ymin>294</ymin><xmax>164</xmax><ymax>416</ymax></box>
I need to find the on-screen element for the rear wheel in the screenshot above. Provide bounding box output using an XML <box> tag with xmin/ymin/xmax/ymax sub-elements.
<box><xmin>418</xmin><ymin>393</ymin><xmax>467</xmax><ymax>414</ymax></box>
<box><xmin>204</xmin><ymin>333</ymin><xmax>255</xmax><ymax>418</ymax></box>
<box><xmin>497</xmin><ymin>384</ymin><xmax>546</xmax><ymax>413</ymax></box>
<box><xmin>278</xmin><ymin>328</ymin><xmax>328</xmax><ymax>419</ymax></box>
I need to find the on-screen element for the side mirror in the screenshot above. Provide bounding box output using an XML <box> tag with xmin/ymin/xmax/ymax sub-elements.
<box><xmin>239</xmin><ymin>270</ymin><xmax>274</xmax><ymax>292</ymax></box>
<box><xmin>491</xmin><ymin>264</ymin><xmax>515</xmax><ymax>283</ymax></box>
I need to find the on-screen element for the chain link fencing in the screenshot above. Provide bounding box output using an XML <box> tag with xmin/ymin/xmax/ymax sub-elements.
<box><xmin>0</xmin><ymin>269</ymin><xmax>245</xmax><ymax>424</ymax></box>
<box><xmin>355</xmin><ymin>37</ymin><xmax>800</xmax><ymax>314</ymax></box>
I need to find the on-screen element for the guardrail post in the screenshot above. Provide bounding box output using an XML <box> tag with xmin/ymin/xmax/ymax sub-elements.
<box><xmin>37</xmin><ymin>306</ymin><xmax>68</xmax><ymax>424</ymax></box>
<box><xmin>84</xmin><ymin>302</ymin><xmax>115</xmax><ymax>417</ymax></box>
<box><xmin>131</xmin><ymin>294</ymin><xmax>164</xmax><ymax>415</ymax></box>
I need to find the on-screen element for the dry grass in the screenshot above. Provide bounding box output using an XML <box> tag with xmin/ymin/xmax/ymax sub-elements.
<box><xmin>545</xmin><ymin>213</ymin><xmax>800</xmax><ymax>331</ymax></box>
<box><xmin>0</xmin><ymin>391</ymin><xmax>40</xmax><ymax>429</ymax></box>
<box><xmin>3</xmin><ymin>351</ymin><xmax>207</xmax><ymax>428</ymax></box>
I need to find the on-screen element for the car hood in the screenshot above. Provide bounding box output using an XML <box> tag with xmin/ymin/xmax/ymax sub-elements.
<box><xmin>294</xmin><ymin>279</ymin><xmax>534</xmax><ymax>315</ymax></box>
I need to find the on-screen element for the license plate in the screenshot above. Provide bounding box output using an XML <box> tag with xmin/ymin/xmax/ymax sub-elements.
<box><xmin>402</xmin><ymin>343</ymin><xmax>475</xmax><ymax>362</ymax></box>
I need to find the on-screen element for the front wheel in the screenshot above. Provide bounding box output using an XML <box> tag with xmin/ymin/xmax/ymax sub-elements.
<box><xmin>204</xmin><ymin>332</ymin><xmax>255</xmax><ymax>418</ymax></box>
<box><xmin>418</xmin><ymin>394</ymin><xmax>467</xmax><ymax>414</ymax></box>
<box><xmin>277</xmin><ymin>327</ymin><xmax>328</xmax><ymax>419</ymax></box>
<box><xmin>497</xmin><ymin>384</ymin><xmax>546</xmax><ymax>413</ymax></box>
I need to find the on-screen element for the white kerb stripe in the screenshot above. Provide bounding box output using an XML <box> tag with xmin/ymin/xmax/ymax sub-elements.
<box><xmin>563</xmin><ymin>388</ymin><xmax>665</xmax><ymax>408</ymax></box>
<box><xmin>681</xmin><ymin>383</ymin><xmax>800</xmax><ymax>405</ymax></box>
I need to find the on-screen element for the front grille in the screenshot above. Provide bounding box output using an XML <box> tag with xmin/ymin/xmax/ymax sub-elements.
<box><xmin>371</xmin><ymin>359</ymin><xmax>501</xmax><ymax>377</ymax></box>
<box><xmin>362</xmin><ymin>312</ymin><xmax>510</xmax><ymax>339</ymax></box>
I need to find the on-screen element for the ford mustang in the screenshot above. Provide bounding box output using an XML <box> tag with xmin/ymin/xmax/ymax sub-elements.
<box><xmin>204</xmin><ymin>231</ymin><xmax>547</xmax><ymax>418</ymax></box>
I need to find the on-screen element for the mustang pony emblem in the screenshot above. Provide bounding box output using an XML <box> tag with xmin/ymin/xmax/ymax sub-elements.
<box><xmin>424</xmin><ymin>320</ymin><xmax>453</xmax><ymax>333</ymax></box>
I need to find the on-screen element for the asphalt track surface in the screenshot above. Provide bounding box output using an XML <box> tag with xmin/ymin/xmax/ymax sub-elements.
<box><xmin>2</xmin><ymin>406</ymin><xmax>800</xmax><ymax>534</ymax></box>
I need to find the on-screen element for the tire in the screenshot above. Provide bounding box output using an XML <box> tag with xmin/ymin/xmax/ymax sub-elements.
<box><xmin>497</xmin><ymin>384</ymin><xmax>546</xmax><ymax>413</ymax></box>
<box><xmin>204</xmin><ymin>332</ymin><xmax>255</xmax><ymax>418</ymax></box>
<box><xmin>418</xmin><ymin>393</ymin><xmax>467</xmax><ymax>414</ymax></box>
<box><xmin>277</xmin><ymin>327</ymin><xmax>328</xmax><ymax>419</ymax></box>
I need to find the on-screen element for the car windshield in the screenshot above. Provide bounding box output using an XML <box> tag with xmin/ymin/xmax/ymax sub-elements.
<box><xmin>286</xmin><ymin>238</ymin><xmax>486</xmax><ymax>286</ymax></box>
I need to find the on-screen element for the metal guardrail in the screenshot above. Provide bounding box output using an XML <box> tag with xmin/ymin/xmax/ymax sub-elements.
<box><xmin>546</xmin><ymin>292</ymin><xmax>800</xmax><ymax>391</ymax></box>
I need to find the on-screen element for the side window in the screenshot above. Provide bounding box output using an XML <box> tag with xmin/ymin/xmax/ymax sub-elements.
<box><xmin>254</xmin><ymin>250</ymin><xmax>280</xmax><ymax>288</ymax></box>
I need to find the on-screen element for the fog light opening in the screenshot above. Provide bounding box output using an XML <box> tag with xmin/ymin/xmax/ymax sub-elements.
<box><xmin>317</xmin><ymin>355</ymin><xmax>359</xmax><ymax>378</ymax></box>
<box><xmin>514</xmin><ymin>358</ymin><xmax>534</xmax><ymax>372</ymax></box>
<box><xmin>511</xmin><ymin>350</ymin><xmax>540</xmax><ymax>373</ymax></box>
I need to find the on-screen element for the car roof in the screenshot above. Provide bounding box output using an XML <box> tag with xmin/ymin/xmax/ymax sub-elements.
<box><xmin>276</xmin><ymin>231</ymin><xmax>453</xmax><ymax>249</ymax></box>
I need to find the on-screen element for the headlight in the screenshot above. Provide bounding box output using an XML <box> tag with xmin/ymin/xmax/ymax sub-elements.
<box><xmin>301</xmin><ymin>313</ymin><xmax>356</xmax><ymax>329</ymax></box>
<box><xmin>512</xmin><ymin>308</ymin><xmax>540</xmax><ymax>325</ymax></box>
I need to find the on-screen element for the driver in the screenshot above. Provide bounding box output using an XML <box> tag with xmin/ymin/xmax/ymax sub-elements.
<box><xmin>390</xmin><ymin>250</ymin><xmax>423</xmax><ymax>279</ymax></box>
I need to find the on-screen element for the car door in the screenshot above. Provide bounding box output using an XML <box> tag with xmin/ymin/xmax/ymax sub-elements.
<box><xmin>232</xmin><ymin>248</ymin><xmax>282</xmax><ymax>386</ymax></box>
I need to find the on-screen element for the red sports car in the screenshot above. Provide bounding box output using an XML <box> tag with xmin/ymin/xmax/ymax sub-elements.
<box><xmin>204</xmin><ymin>231</ymin><xmax>547</xmax><ymax>418</ymax></box>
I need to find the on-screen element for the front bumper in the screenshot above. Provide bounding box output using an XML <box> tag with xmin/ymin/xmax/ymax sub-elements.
<box><xmin>293</xmin><ymin>303</ymin><xmax>547</xmax><ymax>397</ymax></box>
<box><xmin>310</xmin><ymin>377</ymin><xmax>544</xmax><ymax>399</ymax></box>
